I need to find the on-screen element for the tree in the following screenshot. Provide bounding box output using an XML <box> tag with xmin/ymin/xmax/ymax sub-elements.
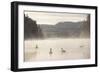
<box><xmin>24</xmin><ymin>14</ymin><xmax>43</xmax><ymax>39</ymax></box>
<box><xmin>80</xmin><ymin>15</ymin><xmax>90</xmax><ymax>38</ymax></box>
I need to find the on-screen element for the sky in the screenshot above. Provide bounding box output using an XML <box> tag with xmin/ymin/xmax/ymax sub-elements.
<box><xmin>24</xmin><ymin>11</ymin><xmax>88</xmax><ymax>25</ymax></box>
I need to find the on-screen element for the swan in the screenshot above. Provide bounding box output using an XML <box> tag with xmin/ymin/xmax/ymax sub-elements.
<box><xmin>49</xmin><ymin>48</ymin><xmax>53</xmax><ymax>54</ymax></box>
<box><xmin>61</xmin><ymin>48</ymin><xmax>66</xmax><ymax>53</ymax></box>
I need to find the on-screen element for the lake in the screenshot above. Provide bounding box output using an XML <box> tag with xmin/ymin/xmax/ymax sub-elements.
<box><xmin>24</xmin><ymin>38</ymin><xmax>90</xmax><ymax>62</ymax></box>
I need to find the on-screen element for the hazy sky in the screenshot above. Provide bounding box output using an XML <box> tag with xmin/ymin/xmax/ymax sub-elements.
<box><xmin>25</xmin><ymin>11</ymin><xmax>88</xmax><ymax>25</ymax></box>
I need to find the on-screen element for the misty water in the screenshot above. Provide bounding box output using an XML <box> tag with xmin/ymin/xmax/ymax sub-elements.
<box><xmin>24</xmin><ymin>38</ymin><xmax>90</xmax><ymax>62</ymax></box>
